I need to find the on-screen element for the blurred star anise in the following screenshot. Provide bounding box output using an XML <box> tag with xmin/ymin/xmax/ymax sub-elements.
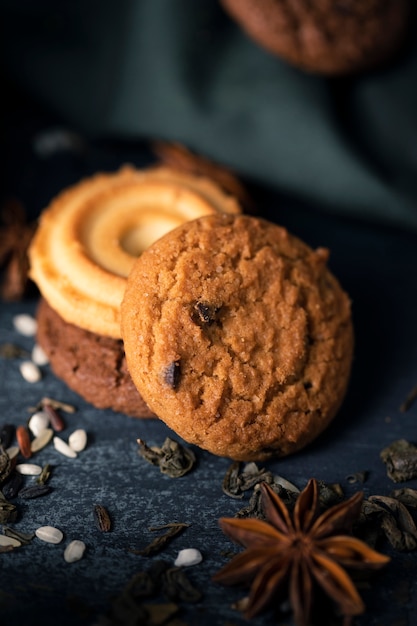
<box><xmin>213</xmin><ymin>478</ymin><xmax>390</xmax><ymax>626</ymax></box>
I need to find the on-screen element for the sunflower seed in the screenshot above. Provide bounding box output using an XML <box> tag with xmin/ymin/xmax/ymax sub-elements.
<box><xmin>5</xmin><ymin>446</ymin><xmax>19</xmax><ymax>460</ymax></box>
<box><xmin>31</xmin><ymin>428</ymin><xmax>53</xmax><ymax>453</ymax></box>
<box><xmin>35</xmin><ymin>525</ymin><xmax>63</xmax><ymax>544</ymax></box>
<box><xmin>0</xmin><ymin>535</ymin><xmax>21</xmax><ymax>548</ymax></box>
<box><xmin>64</xmin><ymin>539</ymin><xmax>86</xmax><ymax>563</ymax></box>
<box><xmin>16</xmin><ymin>425</ymin><xmax>32</xmax><ymax>458</ymax></box>
<box><xmin>174</xmin><ymin>548</ymin><xmax>203</xmax><ymax>567</ymax></box>
<box><xmin>53</xmin><ymin>436</ymin><xmax>77</xmax><ymax>459</ymax></box>
<box><xmin>44</xmin><ymin>405</ymin><xmax>65</xmax><ymax>431</ymax></box>
<box><xmin>28</xmin><ymin>411</ymin><xmax>50</xmax><ymax>436</ymax></box>
<box><xmin>13</xmin><ymin>314</ymin><xmax>37</xmax><ymax>336</ymax></box>
<box><xmin>19</xmin><ymin>360</ymin><xmax>42</xmax><ymax>383</ymax></box>
<box><xmin>68</xmin><ymin>429</ymin><xmax>87</xmax><ymax>452</ymax></box>
<box><xmin>16</xmin><ymin>463</ymin><xmax>43</xmax><ymax>476</ymax></box>
<box><xmin>19</xmin><ymin>484</ymin><xmax>52</xmax><ymax>499</ymax></box>
<box><xmin>31</xmin><ymin>343</ymin><xmax>49</xmax><ymax>366</ymax></box>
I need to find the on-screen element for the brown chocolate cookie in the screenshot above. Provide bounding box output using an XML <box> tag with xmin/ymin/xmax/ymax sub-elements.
<box><xmin>121</xmin><ymin>214</ymin><xmax>353</xmax><ymax>461</ymax></box>
<box><xmin>36</xmin><ymin>298</ymin><xmax>154</xmax><ymax>418</ymax></box>
<box><xmin>220</xmin><ymin>0</ymin><xmax>409</xmax><ymax>75</ymax></box>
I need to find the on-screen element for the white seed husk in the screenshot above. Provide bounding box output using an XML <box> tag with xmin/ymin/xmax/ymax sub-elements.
<box><xmin>68</xmin><ymin>429</ymin><xmax>87</xmax><ymax>452</ymax></box>
<box><xmin>174</xmin><ymin>548</ymin><xmax>203</xmax><ymax>567</ymax></box>
<box><xmin>53</xmin><ymin>436</ymin><xmax>77</xmax><ymax>458</ymax></box>
<box><xmin>35</xmin><ymin>526</ymin><xmax>63</xmax><ymax>544</ymax></box>
<box><xmin>64</xmin><ymin>540</ymin><xmax>86</xmax><ymax>563</ymax></box>
<box><xmin>31</xmin><ymin>428</ymin><xmax>54</xmax><ymax>453</ymax></box>
<box><xmin>31</xmin><ymin>343</ymin><xmax>49</xmax><ymax>366</ymax></box>
<box><xmin>0</xmin><ymin>535</ymin><xmax>21</xmax><ymax>548</ymax></box>
<box><xmin>28</xmin><ymin>411</ymin><xmax>50</xmax><ymax>436</ymax></box>
<box><xmin>19</xmin><ymin>360</ymin><xmax>42</xmax><ymax>383</ymax></box>
<box><xmin>5</xmin><ymin>446</ymin><xmax>19</xmax><ymax>460</ymax></box>
<box><xmin>13</xmin><ymin>313</ymin><xmax>37</xmax><ymax>336</ymax></box>
<box><xmin>16</xmin><ymin>463</ymin><xmax>43</xmax><ymax>476</ymax></box>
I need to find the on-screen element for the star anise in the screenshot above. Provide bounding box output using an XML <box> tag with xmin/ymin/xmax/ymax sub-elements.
<box><xmin>0</xmin><ymin>198</ymin><xmax>35</xmax><ymax>300</ymax></box>
<box><xmin>213</xmin><ymin>479</ymin><xmax>390</xmax><ymax>626</ymax></box>
<box><xmin>152</xmin><ymin>141</ymin><xmax>254</xmax><ymax>211</ymax></box>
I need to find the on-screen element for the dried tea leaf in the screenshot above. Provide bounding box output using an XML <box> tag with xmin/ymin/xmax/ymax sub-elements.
<box><xmin>222</xmin><ymin>461</ymin><xmax>243</xmax><ymax>499</ymax></box>
<box><xmin>3</xmin><ymin>526</ymin><xmax>35</xmax><ymax>544</ymax></box>
<box><xmin>0</xmin><ymin>448</ymin><xmax>13</xmax><ymax>484</ymax></box>
<box><xmin>380</xmin><ymin>439</ymin><xmax>417</xmax><ymax>482</ymax></box>
<box><xmin>222</xmin><ymin>462</ymin><xmax>274</xmax><ymax>499</ymax></box>
<box><xmin>162</xmin><ymin>567</ymin><xmax>202</xmax><ymax>603</ymax></box>
<box><xmin>142</xmin><ymin>602</ymin><xmax>180</xmax><ymax>625</ymax></box>
<box><xmin>368</xmin><ymin>495</ymin><xmax>417</xmax><ymax>551</ymax></box>
<box><xmin>391</xmin><ymin>487</ymin><xmax>417</xmax><ymax>508</ymax></box>
<box><xmin>137</xmin><ymin>438</ymin><xmax>196</xmax><ymax>478</ymax></box>
<box><xmin>133</xmin><ymin>523</ymin><xmax>190</xmax><ymax>557</ymax></box>
<box><xmin>36</xmin><ymin>463</ymin><xmax>52</xmax><ymax>485</ymax></box>
<box><xmin>316</xmin><ymin>480</ymin><xmax>344</xmax><ymax>507</ymax></box>
<box><xmin>0</xmin><ymin>492</ymin><xmax>18</xmax><ymax>523</ymax></box>
<box><xmin>2</xmin><ymin>471</ymin><xmax>22</xmax><ymax>499</ymax></box>
<box><xmin>18</xmin><ymin>484</ymin><xmax>52</xmax><ymax>499</ymax></box>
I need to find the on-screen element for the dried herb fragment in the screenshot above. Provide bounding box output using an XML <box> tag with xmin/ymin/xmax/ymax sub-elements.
<box><xmin>0</xmin><ymin>492</ymin><xmax>18</xmax><ymax>523</ymax></box>
<box><xmin>380</xmin><ymin>439</ymin><xmax>417</xmax><ymax>482</ymax></box>
<box><xmin>390</xmin><ymin>487</ymin><xmax>417</xmax><ymax>508</ymax></box>
<box><xmin>93</xmin><ymin>504</ymin><xmax>112</xmax><ymax>532</ymax></box>
<box><xmin>132</xmin><ymin>523</ymin><xmax>190</xmax><ymax>557</ymax></box>
<box><xmin>213</xmin><ymin>479</ymin><xmax>390</xmax><ymax>625</ymax></box>
<box><xmin>163</xmin><ymin>361</ymin><xmax>181</xmax><ymax>390</ymax></box>
<box><xmin>137</xmin><ymin>437</ymin><xmax>196</xmax><ymax>478</ymax></box>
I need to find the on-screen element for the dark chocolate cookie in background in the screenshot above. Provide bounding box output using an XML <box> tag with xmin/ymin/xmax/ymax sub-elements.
<box><xmin>220</xmin><ymin>0</ymin><xmax>410</xmax><ymax>75</ymax></box>
<box><xmin>36</xmin><ymin>298</ymin><xmax>155</xmax><ymax>418</ymax></box>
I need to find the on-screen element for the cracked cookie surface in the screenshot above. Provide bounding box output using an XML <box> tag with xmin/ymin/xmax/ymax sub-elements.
<box><xmin>121</xmin><ymin>214</ymin><xmax>353</xmax><ymax>460</ymax></box>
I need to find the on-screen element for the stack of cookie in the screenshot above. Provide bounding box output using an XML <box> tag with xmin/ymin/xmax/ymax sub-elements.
<box><xmin>29</xmin><ymin>166</ymin><xmax>353</xmax><ymax>460</ymax></box>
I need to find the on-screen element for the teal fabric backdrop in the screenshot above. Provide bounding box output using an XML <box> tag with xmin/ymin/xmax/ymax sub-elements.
<box><xmin>1</xmin><ymin>0</ymin><xmax>417</xmax><ymax>231</ymax></box>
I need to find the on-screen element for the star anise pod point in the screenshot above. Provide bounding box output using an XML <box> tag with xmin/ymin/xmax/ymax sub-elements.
<box><xmin>214</xmin><ymin>478</ymin><xmax>390</xmax><ymax>626</ymax></box>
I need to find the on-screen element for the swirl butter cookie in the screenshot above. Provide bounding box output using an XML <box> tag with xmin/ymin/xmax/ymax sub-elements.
<box><xmin>221</xmin><ymin>0</ymin><xmax>409</xmax><ymax>75</ymax></box>
<box><xmin>29</xmin><ymin>166</ymin><xmax>241</xmax><ymax>416</ymax></box>
<box><xmin>121</xmin><ymin>213</ymin><xmax>354</xmax><ymax>460</ymax></box>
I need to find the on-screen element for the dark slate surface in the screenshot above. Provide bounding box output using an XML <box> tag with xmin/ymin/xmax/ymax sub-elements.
<box><xmin>1</xmin><ymin>111</ymin><xmax>417</xmax><ymax>626</ymax></box>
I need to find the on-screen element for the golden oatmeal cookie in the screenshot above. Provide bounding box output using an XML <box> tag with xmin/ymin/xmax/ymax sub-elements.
<box><xmin>121</xmin><ymin>213</ymin><xmax>353</xmax><ymax>460</ymax></box>
<box><xmin>28</xmin><ymin>165</ymin><xmax>241</xmax><ymax>339</ymax></box>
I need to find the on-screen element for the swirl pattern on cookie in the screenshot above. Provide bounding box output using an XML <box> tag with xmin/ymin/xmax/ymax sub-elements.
<box><xmin>29</xmin><ymin>166</ymin><xmax>241</xmax><ymax>338</ymax></box>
